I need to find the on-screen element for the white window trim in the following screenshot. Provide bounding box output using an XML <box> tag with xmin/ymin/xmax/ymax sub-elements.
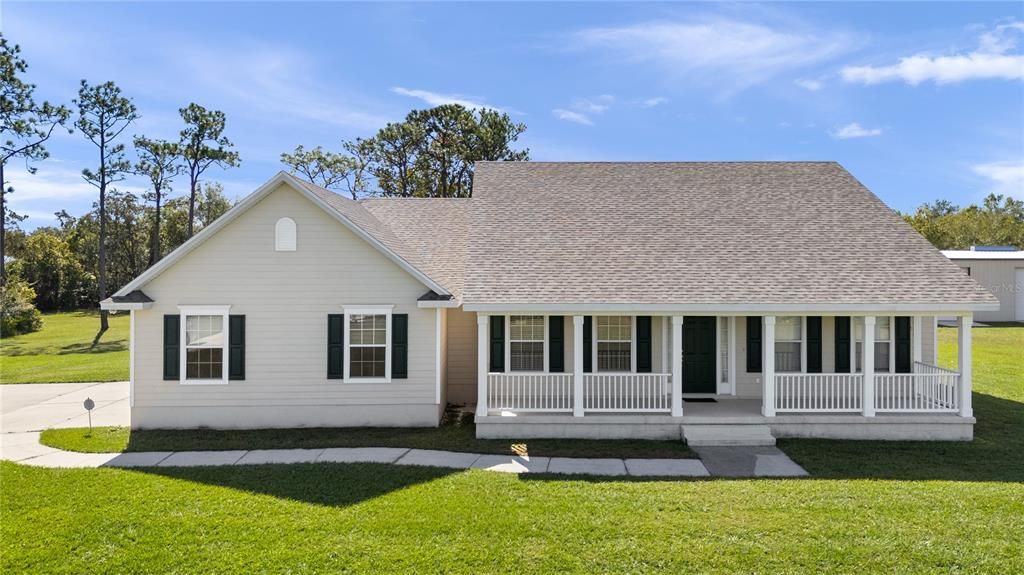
<box><xmin>342</xmin><ymin>305</ymin><xmax>393</xmax><ymax>383</ymax></box>
<box><xmin>773</xmin><ymin>315</ymin><xmax>805</xmax><ymax>373</ymax></box>
<box><xmin>593</xmin><ymin>316</ymin><xmax>637</xmax><ymax>374</ymax></box>
<box><xmin>506</xmin><ymin>314</ymin><xmax>548</xmax><ymax>373</ymax></box>
<box><xmin>178</xmin><ymin>305</ymin><xmax>231</xmax><ymax>385</ymax></box>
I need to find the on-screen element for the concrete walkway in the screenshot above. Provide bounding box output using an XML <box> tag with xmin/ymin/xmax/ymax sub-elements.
<box><xmin>1</xmin><ymin>430</ymin><xmax>809</xmax><ymax>477</ymax></box>
<box><xmin>0</xmin><ymin>382</ymin><xmax>808</xmax><ymax>477</ymax></box>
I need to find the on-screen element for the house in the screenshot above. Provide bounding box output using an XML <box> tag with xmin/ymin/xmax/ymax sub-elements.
<box><xmin>941</xmin><ymin>247</ymin><xmax>1024</xmax><ymax>322</ymax></box>
<box><xmin>101</xmin><ymin>162</ymin><xmax>999</xmax><ymax>442</ymax></box>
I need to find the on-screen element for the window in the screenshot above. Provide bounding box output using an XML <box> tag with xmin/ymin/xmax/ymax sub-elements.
<box><xmin>597</xmin><ymin>316</ymin><xmax>632</xmax><ymax>372</ymax></box>
<box><xmin>179</xmin><ymin>305</ymin><xmax>230</xmax><ymax>384</ymax></box>
<box><xmin>774</xmin><ymin>316</ymin><xmax>802</xmax><ymax>373</ymax></box>
<box><xmin>345</xmin><ymin>308</ymin><xmax>391</xmax><ymax>381</ymax></box>
<box><xmin>509</xmin><ymin>315</ymin><xmax>544</xmax><ymax>371</ymax></box>
<box><xmin>275</xmin><ymin>217</ymin><xmax>296</xmax><ymax>251</ymax></box>
<box><xmin>855</xmin><ymin>316</ymin><xmax>892</xmax><ymax>372</ymax></box>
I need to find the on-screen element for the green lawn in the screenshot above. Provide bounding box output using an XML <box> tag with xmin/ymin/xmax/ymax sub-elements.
<box><xmin>0</xmin><ymin>310</ymin><xmax>129</xmax><ymax>384</ymax></box>
<box><xmin>3</xmin><ymin>325</ymin><xmax>1022</xmax><ymax>573</ymax></box>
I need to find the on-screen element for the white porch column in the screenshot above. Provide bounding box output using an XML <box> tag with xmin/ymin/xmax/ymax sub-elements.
<box><xmin>573</xmin><ymin>315</ymin><xmax>585</xmax><ymax>417</ymax></box>
<box><xmin>727</xmin><ymin>316</ymin><xmax>737</xmax><ymax>395</ymax></box>
<box><xmin>476</xmin><ymin>314</ymin><xmax>489</xmax><ymax>417</ymax></box>
<box><xmin>762</xmin><ymin>316</ymin><xmax>776</xmax><ymax>417</ymax></box>
<box><xmin>862</xmin><ymin>315</ymin><xmax>876</xmax><ymax>417</ymax></box>
<box><xmin>912</xmin><ymin>315</ymin><xmax>923</xmax><ymax>370</ymax></box>
<box><xmin>958</xmin><ymin>314</ymin><xmax>973</xmax><ymax>418</ymax></box>
<box><xmin>671</xmin><ymin>316</ymin><xmax>684</xmax><ymax>417</ymax></box>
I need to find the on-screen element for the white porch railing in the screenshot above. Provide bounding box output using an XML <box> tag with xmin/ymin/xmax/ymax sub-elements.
<box><xmin>775</xmin><ymin>373</ymin><xmax>863</xmax><ymax>413</ymax></box>
<box><xmin>874</xmin><ymin>362</ymin><xmax>960</xmax><ymax>413</ymax></box>
<box><xmin>583</xmin><ymin>373</ymin><xmax>671</xmax><ymax>413</ymax></box>
<box><xmin>487</xmin><ymin>373</ymin><xmax>573</xmax><ymax>412</ymax></box>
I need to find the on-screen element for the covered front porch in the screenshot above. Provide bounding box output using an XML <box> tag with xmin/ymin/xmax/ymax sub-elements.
<box><xmin>473</xmin><ymin>312</ymin><xmax>975</xmax><ymax>440</ymax></box>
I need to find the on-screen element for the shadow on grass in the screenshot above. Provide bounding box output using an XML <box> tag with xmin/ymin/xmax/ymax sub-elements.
<box><xmin>132</xmin><ymin>462</ymin><xmax>458</xmax><ymax>508</ymax></box>
<box><xmin>58</xmin><ymin>339</ymin><xmax>127</xmax><ymax>355</ymax></box>
<box><xmin>778</xmin><ymin>392</ymin><xmax>1024</xmax><ymax>482</ymax></box>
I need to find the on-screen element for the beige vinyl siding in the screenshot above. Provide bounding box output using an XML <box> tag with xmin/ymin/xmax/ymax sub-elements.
<box><xmin>921</xmin><ymin>316</ymin><xmax>937</xmax><ymax>365</ymax></box>
<box><xmin>945</xmin><ymin>259</ymin><xmax>1019</xmax><ymax>322</ymax></box>
<box><xmin>445</xmin><ymin>307</ymin><xmax>477</xmax><ymax>405</ymax></box>
<box><xmin>132</xmin><ymin>184</ymin><xmax>439</xmax><ymax>429</ymax></box>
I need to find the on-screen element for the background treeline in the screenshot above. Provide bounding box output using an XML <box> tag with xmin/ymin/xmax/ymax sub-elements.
<box><xmin>901</xmin><ymin>194</ymin><xmax>1024</xmax><ymax>251</ymax></box>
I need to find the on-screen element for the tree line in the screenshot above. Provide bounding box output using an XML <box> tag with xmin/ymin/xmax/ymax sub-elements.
<box><xmin>2</xmin><ymin>32</ymin><xmax>530</xmax><ymax>336</ymax></box>
<box><xmin>901</xmin><ymin>194</ymin><xmax>1024</xmax><ymax>251</ymax></box>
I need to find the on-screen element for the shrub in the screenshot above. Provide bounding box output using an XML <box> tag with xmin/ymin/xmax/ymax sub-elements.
<box><xmin>1</xmin><ymin>277</ymin><xmax>43</xmax><ymax>336</ymax></box>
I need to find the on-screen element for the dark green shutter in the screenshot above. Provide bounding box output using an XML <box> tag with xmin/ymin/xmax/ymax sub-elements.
<box><xmin>895</xmin><ymin>316</ymin><xmax>911</xmax><ymax>373</ymax></box>
<box><xmin>163</xmin><ymin>315</ymin><xmax>180</xmax><ymax>380</ymax></box>
<box><xmin>746</xmin><ymin>316</ymin><xmax>762</xmax><ymax>373</ymax></box>
<box><xmin>392</xmin><ymin>314</ymin><xmax>408</xmax><ymax>378</ymax></box>
<box><xmin>835</xmin><ymin>316</ymin><xmax>851</xmax><ymax>373</ymax></box>
<box><xmin>806</xmin><ymin>316</ymin><xmax>822</xmax><ymax>373</ymax></box>
<box><xmin>583</xmin><ymin>316</ymin><xmax>593</xmax><ymax>373</ymax></box>
<box><xmin>636</xmin><ymin>316</ymin><xmax>652</xmax><ymax>373</ymax></box>
<box><xmin>489</xmin><ymin>316</ymin><xmax>505</xmax><ymax>373</ymax></box>
<box><xmin>229</xmin><ymin>315</ymin><xmax>245</xmax><ymax>380</ymax></box>
<box><xmin>327</xmin><ymin>314</ymin><xmax>344</xmax><ymax>379</ymax></box>
<box><xmin>548</xmin><ymin>316</ymin><xmax>564</xmax><ymax>372</ymax></box>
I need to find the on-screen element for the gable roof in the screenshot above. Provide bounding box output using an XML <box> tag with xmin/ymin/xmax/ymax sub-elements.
<box><xmin>462</xmin><ymin>161</ymin><xmax>998</xmax><ymax>312</ymax></box>
<box><xmin>112</xmin><ymin>172</ymin><xmax>453</xmax><ymax>299</ymax></box>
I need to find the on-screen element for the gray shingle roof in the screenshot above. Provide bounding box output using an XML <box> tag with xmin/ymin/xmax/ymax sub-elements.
<box><xmin>461</xmin><ymin>161</ymin><xmax>998</xmax><ymax>307</ymax></box>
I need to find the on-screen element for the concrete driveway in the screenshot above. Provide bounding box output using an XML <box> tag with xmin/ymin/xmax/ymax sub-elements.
<box><xmin>0</xmin><ymin>381</ymin><xmax>129</xmax><ymax>433</ymax></box>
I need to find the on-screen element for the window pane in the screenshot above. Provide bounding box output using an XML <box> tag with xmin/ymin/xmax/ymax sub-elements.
<box><xmin>349</xmin><ymin>346</ymin><xmax>385</xmax><ymax>378</ymax></box>
<box><xmin>775</xmin><ymin>342</ymin><xmax>801</xmax><ymax>372</ymax></box>
<box><xmin>510</xmin><ymin>316</ymin><xmax>544</xmax><ymax>341</ymax></box>
<box><xmin>775</xmin><ymin>316</ymin><xmax>801</xmax><ymax>341</ymax></box>
<box><xmin>186</xmin><ymin>347</ymin><xmax>223</xmax><ymax>380</ymax></box>
<box><xmin>875</xmin><ymin>317</ymin><xmax>891</xmax><ymax>341</ymax></box>
<box><xmin>597</xmin><ymin>316</ymin><xmax>631</xmax><ymax>341</ymax></box>
<box><xmin>875</xmin><ymin>342</ymin><xmax>890</xmax><ymax>372</ymax></box>
<box><xmin>186</xmin><ymin>315</ymin><xmax>224</xmax><ymax>347</ymax></box>
<box><xmin>350</xmin><ymin>314</ymin><xmax>387</xmax><ymax>347</ymax></box>
<box><xmin>598</xmin><ymin>341</ymin><xmax>631</xmax><ymax>371</ymax></box>
<box><xmin>510</xmin><ymin>341</ymin><xmax>544</xmax><ymax>371</ymax></box>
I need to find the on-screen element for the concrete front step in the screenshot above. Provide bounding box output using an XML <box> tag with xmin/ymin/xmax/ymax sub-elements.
<box><xmin>682</xmin><ymin>424</ymin><xmax>776</xmax><ymax>446</ymax></box>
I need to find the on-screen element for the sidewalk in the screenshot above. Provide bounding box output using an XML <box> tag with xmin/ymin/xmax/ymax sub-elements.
<box><xmin>0</xmin><ymin>430</ymin><xmax>808</xmax><ymax>477</ymax></box>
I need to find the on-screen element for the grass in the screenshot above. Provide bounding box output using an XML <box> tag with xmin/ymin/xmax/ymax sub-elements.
<box><xmin>780</xmin><ymin>323</ymin><xmax>1024</xmax><ymax>481</ymax></box>
<box><xmin>3</xmin><ymin>325</ymin><xmax>1023</xmax><ymax>573</ymax></box>
<box><xmin>0</xmin><ymin>310</ymin><xmax>128</xmax><ymax>384</ymax></box>
<box><xmin>39</xmin><ymin>410</ymin><xmax>697</xmax><ymax>459</ymax></box>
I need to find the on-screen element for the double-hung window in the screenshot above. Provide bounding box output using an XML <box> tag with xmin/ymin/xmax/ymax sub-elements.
<box><xmin>597</xmin><ymin>316</ymin><xmax>632</xmax><ymax>372</ymax></box>
<box><xmin>179</xmin><ymin>305</ymin><xmax>230</xmax><ymax>384</ymax></box>
<box><xmin>774</xmin><ymin>316</ymin><xmax>802</xmax><ymax>373</ymax></box>
<box><xmin>509</xmin><ymin>315</ymin><xmax>544</xmax><ymax>371</ymax></box>
<box><xmin>344</xmin><ymin>306</ymin><xmax>392</xmax><ymax>382</ymax></box>
<box><xmin>855</xmin><ymin>316</ymin><xmax>892</xmax><ymax>372</ymax></box>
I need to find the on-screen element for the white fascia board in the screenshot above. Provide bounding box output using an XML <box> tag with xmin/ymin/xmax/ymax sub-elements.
<box><xmin>99</xmin><ymin>299</ymin><xmax>153</xmax><ymax>311</ymax></box>
<box><xmin>461</xmin><ymin>302</ymin><xmax>1001</xmax><ymax>314</ymax></box>
<box><xmin>417</xmin><ymin>299</ymin><xmax>461</xmax><ymax>308</ymax></box>
<box><xmin>112</xmin><ymin>171</ymin><xmax>451</xmax><ymax>299</ymax></box>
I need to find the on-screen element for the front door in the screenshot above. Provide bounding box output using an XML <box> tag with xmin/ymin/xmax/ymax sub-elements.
<box><xmin>682</xmin><ymin>317</ymin><xmax>717</xmax><ymax>393</ymax></box>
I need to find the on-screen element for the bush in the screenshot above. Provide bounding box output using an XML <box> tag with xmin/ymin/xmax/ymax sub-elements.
<box><xmin>1</xmin><ymin>277</ymin><xmax>43</xmax><ymax>336</ymax></box>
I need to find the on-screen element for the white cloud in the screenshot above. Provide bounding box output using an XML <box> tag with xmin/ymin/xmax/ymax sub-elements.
<box><xmin>574</xmin><ymin>17</ymin><xmax>855</xmax><ymax>92</ymax></box>
<box><xmin>972</xmin><ymin>160</ymin><xmax>1024</xmax><ymax>197</ymax></box>
<box><xmin>573</xmin><ymin>95</ymin><xmax>615</xmax><ymax>114</ymax></box>
<box><xmin>390</xmin><ymin>87</ymin><xmax>493</xmax><ymax>110</ymax></box>
<box><xmin>3</xmin><ymin>162</ymin><xmax>148</xmax><ymax>226</ymax></box>
<box><xmin>831</xmin><ymin>123</ymin><xmax>883</xmax><ymax>139</ymax></box>
<box><xmin>552</xmin><ymin>109</ymin><xmax>593</xmax><ymax>125</ymax></box>
<box><xmin>794</xmin><ymin>78</ymin><xmax>823</xmax><ymax>91</ymax></box>
<box><xmin>842</xmin><ymin>21</ymin><xmax>1024</xmax><ymax>85</ymax></box>
<box><xmin>639</xmin><ymin>96</ymin><xmax>670</xmax><ymax>108</ymax></box>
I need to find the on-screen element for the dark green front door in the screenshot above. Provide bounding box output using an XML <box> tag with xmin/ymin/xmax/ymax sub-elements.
<box><xmin>682</xmin><ymin>317</ymin><xmax>716</xmax><ymax>393</ymax></box>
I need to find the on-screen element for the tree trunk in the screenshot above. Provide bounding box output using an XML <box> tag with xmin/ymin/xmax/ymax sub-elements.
<box><xmin>149</xmin><ymin>186</ymin><xmax>161</xmax><ymax>266</ymax></box>
<box><xmin>1</xmin><ymin>160</ymin><xmax>6</xmax><ymax>287</ymax></box>
<box><xmin>187</xmin><ymin>176</ymin><xmax>197</xmax><ymax>239</ymax></box>
<box><xmin>98</xmin><ymin>132</ymin><xmax>109</xmax><ymax>333</ymax></box>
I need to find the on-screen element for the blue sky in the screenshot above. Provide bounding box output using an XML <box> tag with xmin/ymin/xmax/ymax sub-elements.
<box><xmin>3</xmin><ymin>1</ymin><xmax>1023</xmax><ymax>230</ymax></box>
